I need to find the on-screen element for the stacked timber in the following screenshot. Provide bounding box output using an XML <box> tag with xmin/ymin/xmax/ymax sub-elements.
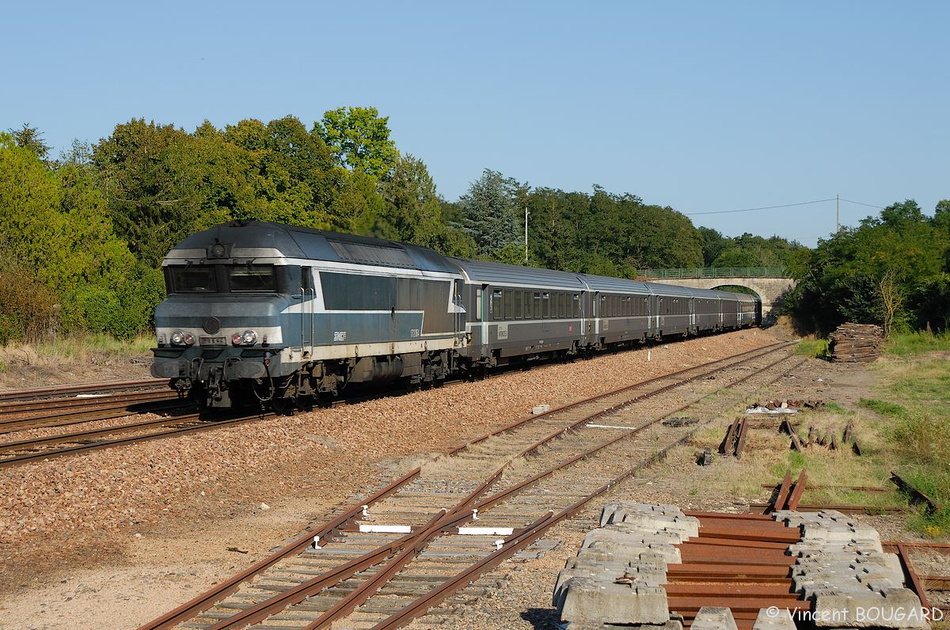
<box><xmin>830</xmin><ymin>323</ymin><xmax>884</xmax><ymax>363</ymax></box>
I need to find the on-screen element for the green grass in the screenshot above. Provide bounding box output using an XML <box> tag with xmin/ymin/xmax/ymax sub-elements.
<box><xmin>867</xmin><ymin>338</ymin><xmax>950</xmax><ymax>537</ymax></box>
<box><xmin>885</xmin><ymin>330</ymin><xmax>950</xmax><ymax>356</ymax></box>
<box><xmin>0</xmin><ymin>334</ymin><xmax>154</xmax><ymax>369</ymax></box>
<box><xmin>795</xmin><ymin>338</ymin><xmax>831</xmax><ymax>359</ymax></box>
<box><xmin>34</xmin><ymin>334</ymin><xmax>154</xmax><ymax>360</ymax></box>
<box><xmin>859</xmin><ymin>398</ymin><xmax>907</xmax><ymax>417</ymax></box>
<box><xmin>822</xmin><ymin>402</ymin><xmax>850</xmax><ymax>414</ymax></box>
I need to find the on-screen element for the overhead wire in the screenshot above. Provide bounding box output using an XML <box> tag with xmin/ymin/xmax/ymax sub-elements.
<box><xmin>684</xmin><ymin>198</ymin><xmax>836</xmax><ymax>216</ymax></box>
<box><xmin>684</xmin><ymin>196</ymin><xmax>886</xmax><ymax>216</ymax></box>
<box><xmin>838</xmin><ymin>197</ymin><xmax>885</xmax><ymax>209</ymax></box>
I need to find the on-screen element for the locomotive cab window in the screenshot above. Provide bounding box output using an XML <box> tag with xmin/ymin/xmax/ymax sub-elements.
<box><xmin>169</xmin><ymin>266</ymin><xmax>217</xmax><ymax>293</ymax></box>
<box><xmin>229</xmin><ymin>265</ymin><xmax>278</xmax><ymax>292</ymax></box>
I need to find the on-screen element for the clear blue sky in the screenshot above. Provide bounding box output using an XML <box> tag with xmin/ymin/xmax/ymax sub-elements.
<box><xmin>4</xmin><ymin>1</ymin><xmax>947</xmax><ymax>248</ymax></box>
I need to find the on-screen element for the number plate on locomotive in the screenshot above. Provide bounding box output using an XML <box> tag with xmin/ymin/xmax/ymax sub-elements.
<box><xmin>199</xmin><ymin>336</ymin><xmax>227</xmax><ymax>346</ymax></box>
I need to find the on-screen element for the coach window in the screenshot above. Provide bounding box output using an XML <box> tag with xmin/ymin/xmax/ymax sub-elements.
<box><xmin>514</xmin><ymin>290</ymin><xmax>524</xmax><ymax>319</ymax></box>
<box><xmin>491</xmin><ymin>290</ymin><xmax>503</xmax><ymax>320</ymax></box>
<box><xmin>533</xmin><ymin>292</ymin><xmax>542</xmax><ymax>318</ymax></box>
<box><xmin>475</xmin><ymin>288</ymin><xmax>483</xmax><ymax>321</ymax></box>
<box><xmin>503</xmin><ymin>290</ymin><xmax>513</xmax><ymax>320</ymax></box>
<box><xmin>542</xmin><ymin>292</ymin><xmax>550</xmax><ymax>318</ymax></box>
<box><xmin>572</xmin><ymin>294</ymin><xmax>580</xmax><ymax>318</ymax></box>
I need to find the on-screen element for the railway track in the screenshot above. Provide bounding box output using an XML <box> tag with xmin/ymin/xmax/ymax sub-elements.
<box><xmin>0</xmin><ymin>390</ymin><xmax>184</xmax><ymax>432</ymax></box>
<box><xmin>0</xmin><ymin>378</ymin><xmax>166</xmax><ymax>403</ymax></box>
<box><xmin>0</xmin><ymin>407</ymin><xmax>264</xmax><ymax>469</ymax></box>
<box><xmin>140</xmin><ymin>340</ymin><xmax>802</xmax><ymax>630</ymax></box>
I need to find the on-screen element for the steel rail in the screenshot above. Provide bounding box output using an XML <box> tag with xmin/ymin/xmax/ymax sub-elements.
<box><xmin>0</xmin><ymin>396</ymin><xmax>186</xmax><ymax>434</ymax></box>
<box><xmin>199</xmin><ymin>446</ymin><xmax>527</xmax><ymax>629</ymax></box>
<box><xmin>322</xmin><ymin>347</ymin><xmax>801</xmax><ymax>627</ymax></box>
<box><xmin>137</xmin><ymin>467</ymin><xmax>422</xmax><ymax>630</ymax></box>
<box><xmin>142</xmin><ymin>341</ymin><xmax>799</xmax><ymax>629</ymax></box>
<box><xmin>366</xmin><ymin>347</ymin><xmax>803</xmax><ymax>630</ymax></box>
<box><xmin>0</xmin><ymin>390</ymin><xmax>176</xmax><ymax>416</ymax></box>
<box><xmin>0</xmin><ymin>414</ymin><xmax>205</xmax><ymax>452</ymax></box>
<box><xmin>0</xmin><ymin>378</ymin><xmax>165</xmax><ymax>402</ymax></box>
<box><xmin>371</xmin><ymin>433</ymin><xmax>697</xmax><ymax>630</ymax></box>
<box><xmin>0</xmin><ymin>411</ymin><xmax>270</xmax><ymax>469</ymax></box>
<box><xmin>447</xmin><ymin>340</ymin><xmax>792</xmax><ymax>457</ymax></box>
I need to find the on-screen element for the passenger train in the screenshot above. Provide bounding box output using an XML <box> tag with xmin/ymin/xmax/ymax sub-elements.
<box><xmin>151</xmin><ymin>220</ymin><xmax>760</xmax><ymax>408</ymax></box>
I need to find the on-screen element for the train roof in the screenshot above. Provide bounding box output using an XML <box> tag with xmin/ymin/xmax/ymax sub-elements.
<box><xmin>449</xmin><ymin>258</ymin><xmax>588</xmax><ymax>290</ymax></box>
<box><xmin>165</xmin><ymin>220</ymin><xmax>460</xmax><ymax>274</ymax></box>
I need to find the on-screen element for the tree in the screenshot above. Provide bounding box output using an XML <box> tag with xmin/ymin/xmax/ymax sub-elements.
<box><xmin>458</xmin><ymin>169</ymin><xmax>525</xmax><ymax>259</ymax></box>
<box><xmin>698</xmin><ymin>227</ymin><xmax>729</xmax><ymax>266</ymax></box>
<box><xmin>788</xmin><ymin>199</ymin><xmax>950</xmax><ymax>334</ymax></box>
<box><xmin>315</xmin><ymin>107</ymin><xmax>398</xmax><ymax>179</ymax></box>
<box><xmin>377</xmin><ymin>154</ymin><xmax>446</xmax><ymax>247</ymax></box>
<box><xmin>9</xmin><ymin>123</ymin><xmax>50</xmax><ymax>161</ymax></box>
<box><xmin>91</xmin><ymin>119</ymin><xmax>194</xmax><ymax>266</ymax></box>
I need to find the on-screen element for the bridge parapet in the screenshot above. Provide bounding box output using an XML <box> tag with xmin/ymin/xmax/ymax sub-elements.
<box><xmin>639</xmin><ymin>267</ymin><xmax>787</xmax><ymax>280</ymax></box>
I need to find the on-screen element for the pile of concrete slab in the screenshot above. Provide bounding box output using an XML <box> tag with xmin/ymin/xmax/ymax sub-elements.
<box><xmin>776</xmin><ymin>509</ymin><xmax>926</xmax><ymax>628</ymax></box>
<box><xmin>554</xmin><ymin>502</ymin><xmax>693</xmax><ymax>630</ymax></box>
<box><xmin>553</xmin><ymin>503</ymin><xmax>927</xmax><ymax>629</ymax></box>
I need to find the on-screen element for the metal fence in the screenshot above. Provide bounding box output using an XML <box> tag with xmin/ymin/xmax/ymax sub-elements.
<box><xmin>638</xmin><ymin>267</ymin><xmax>787</xmax><ymax>279</ymax></box>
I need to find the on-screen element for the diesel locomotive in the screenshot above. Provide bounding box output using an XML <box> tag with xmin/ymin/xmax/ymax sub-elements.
<box><xmin>151</xmin><ymin>220</ymin><xmax>760</xmax><ymax>408</ymax></box>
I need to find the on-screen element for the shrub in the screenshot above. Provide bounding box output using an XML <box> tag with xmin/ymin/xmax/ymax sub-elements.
<box><xmin>0</xmin><ymin>266</ymin><xmax>58</xmax><ymax>344</ymax></box>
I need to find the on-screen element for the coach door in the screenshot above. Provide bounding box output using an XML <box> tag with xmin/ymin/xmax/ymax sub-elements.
<box><xmin>453</xmin><ymin>279</ymin><xmax>465</xmax><ymax>341</ymax></box>
<box><xmin>592</xmin><ymin>292</ymin><xmax>601</xmax><ymax>337</ymax></box>
<box><xmin>301</xmin><ymin>266</ymin><xmax>314</xmax><ymax>349</ymax></box>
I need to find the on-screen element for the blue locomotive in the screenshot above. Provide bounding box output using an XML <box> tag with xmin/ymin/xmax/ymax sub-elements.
<box><xmin>151</xmin><ymin>220</ymin><xmax>760</xmax><ymax>407</ymax></box>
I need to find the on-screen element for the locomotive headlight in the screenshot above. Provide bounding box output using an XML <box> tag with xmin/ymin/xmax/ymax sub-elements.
<box><xmin>170</xmin><ymin>330</ymin><xmax>195</xmax><ymax>347</ymax></box>
<box><xmin>231</xmin><ymin>330</ymin><xmax>258</xmax><ymax>346</ymax></box>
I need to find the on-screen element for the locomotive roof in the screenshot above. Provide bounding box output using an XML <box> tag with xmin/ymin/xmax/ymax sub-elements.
<box><xmin>167</xmin><ymin>220</ymin><xmax>460</xmax><ymax>274</ymax></box>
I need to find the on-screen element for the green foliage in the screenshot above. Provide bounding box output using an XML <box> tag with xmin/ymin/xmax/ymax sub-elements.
<box><xmin>787</xmin><ymin>199</ymin><xmax>950</xmax><ymax>335</ymax></box>
<box><xmin>458</xmin><ymin>169</ymin><xmax>526</xmax><ymax>259</ymax></box>
<box><xmin>70</xmin><ymin>285</ymin><xmax>123</xmax><ymax>334</ymax></box>
<box><xmin>0</xmin><ymin>266</ymin><xmax>58</xmax><ymax>343</ymax></box>
<box><xmin>518</xmin><ymin>185</ymin><xmax>704</xmax><ymax>277</ymax></box>
<box><xmin>9</xmin><ymin>123</ymin><xmax>51</xmax><ymax>160</ymax></box>
<box><xmin>794</xmin><ymin>338</ymin><xmax>830</xmax><ymax>359</ymax></box>
<box><xmin>698</xmin><ymin>228</ymin><xmax>802</xmax><ymax>269</ymax></box>
<box><xmin>316</xmin><ymin>106</ymin><xmax>398</xmax><ymax>179</ymax></box>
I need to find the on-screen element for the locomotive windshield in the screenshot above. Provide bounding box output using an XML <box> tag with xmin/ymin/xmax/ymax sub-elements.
<box><xmin>228</xmin><ymin>265</ymin><xmax>277</xmax><ymax>292</ymax></box>
<box><xmin>169</xmin><ymin>266</ymin><xmax>217</xmax><ymax>292</ymax></box>
<box><xmin>166</xmin><ymin>264</ymin><xmax>278</xmax><ymax>293</ymax></box>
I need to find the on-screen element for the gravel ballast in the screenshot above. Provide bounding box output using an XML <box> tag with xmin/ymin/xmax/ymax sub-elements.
<box><xmin>0</xmin><ymin>330</ymin><xmax>804</xmax><ymax>629</ymax></box>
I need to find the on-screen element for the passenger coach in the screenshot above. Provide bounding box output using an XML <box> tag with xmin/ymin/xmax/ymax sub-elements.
<box><xmin>151</xmin><ymin>221</ymin><xmax>760</xmax><ymax>407</ymax></box>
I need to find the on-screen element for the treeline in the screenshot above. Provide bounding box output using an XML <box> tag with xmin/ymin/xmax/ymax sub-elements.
<box><xmin>787</xmin><ymin>200</ymin><xmax>950</xmax><ymax>335</ymax></box>
<box><xmin>0</xmin><ymin>108</ymin><xmax>853</xmax><ymax>344</ymax></box>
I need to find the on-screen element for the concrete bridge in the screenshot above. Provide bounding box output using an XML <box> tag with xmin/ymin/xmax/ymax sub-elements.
<box><xmin>638</xmin><ymin>267</ymin><xmax>795</xmax><ymax>313</ymax></box>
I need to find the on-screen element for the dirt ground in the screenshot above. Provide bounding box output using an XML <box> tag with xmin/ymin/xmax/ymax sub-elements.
<box><xmin>0</xmin><ymin>328</ymin><xmax>917</xmax><ymax>630</ymax></box>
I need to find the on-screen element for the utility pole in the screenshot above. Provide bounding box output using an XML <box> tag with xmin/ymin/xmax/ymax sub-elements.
<box><xmin>836</xmin><ymin>194</ymin><xmax>840</xmax><ymax>232</ymax></box>
<box><xmin>524</xmin><ymin>206</ymin><xmax>529</xmax><ymax>264</ymax></box>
